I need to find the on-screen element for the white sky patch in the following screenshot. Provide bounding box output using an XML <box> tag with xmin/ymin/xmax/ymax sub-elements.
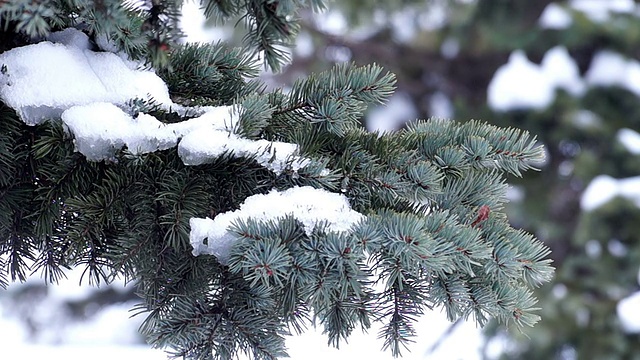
<box><xmin>539</xmin><ymin>3</ymin><xmax>573</xmax><ymax>29</ymax></box>
<box><xmin>295</xmin><ymin>31</ymin><xmax>315</xmax><ymax>58</ymax></box>
<box><xmin>64</xmin><ymin>301</ymin><xmax>145</xmax><ymax>345</ymax></box>
<box><xmin>180</xmin><ymin>1</ymin><xmax>227</xmax><ymax>43</ymax></box>
<box><xmin>617</xmin><ymin>128</ymin><xmax>640</xmax><ymax>154</ymax></box>
<box><xmin>488</xmin><ymin>47</ymin><xmax>584</xmax><ymax>111</ymax></box>
<box><xmin>586</xmin><ymin>50</ymin><xmax>640</xmax><ymax>97</ymax></box>
<box><xmin>189</xmin><ymin>186</ymin><xmax>365</xmax><ymax>265</ymax></box>
<box><xmin>429</xmin><ymin>91</ymin><xmax>454</xmax><ymax>119</ymax></box>
<box><xmin>314</xmin><ymin>9</ymin><xmax>348</xmax><ymax>36</ymax></box>
<box><xmin>581</xmin><ymin>175</ymin><xmax>640</xmax><ymax>211</ymax></box>
<box><xmin>391</xmin><ymin>8</ymin><xmax>418</xmax><ymax>43</ymax></box>
<box><xmin>366</xmin><ymin>92</ymin><xmax>418</xmax><ymax>132</ymax></box>
<box><xmin>287</xmin><ymin>311</ymin><xmax>492</xmax><ymax>360</ymax></box>
<box><xmin>417</xmin><ymin>2</ymin><xmax>448</xmax><ymax>31</ymax></box>
<box><xmin>618</xmin><ymin>291</ymin><xmax>640</xmax><ymax>333</ymax></box>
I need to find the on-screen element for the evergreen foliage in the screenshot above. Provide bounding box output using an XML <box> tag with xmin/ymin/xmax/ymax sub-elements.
<box><xmin>301</xmin><ymin>1</ymin><xmax>640</xmax><ymax>358</ymax></box>
<box><xmin>0</xmin><ymin>0</ymin><xmax>553</xmax><ymax>359</ymax></box>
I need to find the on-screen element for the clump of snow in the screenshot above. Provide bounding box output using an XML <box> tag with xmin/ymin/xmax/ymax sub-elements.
<box><xmin>189</xmin><ymin>186</ymin><xmax>365</xmax><ymax>264</ymax></box>
<box><xmin>570</xmin><ymin>0</ymin><xmax>637</xmax><ymax>22</ymax></box>
<box><xmin>178</xmin><ymin>127</ymin><xmax>309</xmax><ymax>173</ymax></box>
<box><xmin>489</xmin><ymin>46</ymin><xmax>640</xmax><ymax>111</ymax></box>
<box><xmin>61</xmin><ymin>103</ymin><xmax>239</xmax><ymax>161</ymax></box>
<box><xmin>542</xmin><ymin>46</ymin><xmax>585</xmax><ymax>96</ymax></box>
<box><xmin>581</xmin><ymin>175</ymin><xmax>640</xmax><ymax>211</ymax></box>
<box><xmin>586</xmin><ymin>50</ymin><xmax>640</xmax><ymax>97</ymax></box>
<box><xmin>488</xmin><ymin>47</ymin><xmax>584</xmax><ymax>111</ymax></box>
<box><xmin>539</xmin><ymin>3</ymin><xmax>573</xmax><ymax>29</ymax></box>
<box><xmin>0</xmin><ymin>28</ymin><xmax>170</xmax><ymax>125</ymax></box>
<box><xmin>617</xmin><ymin>128</ymin><xmax>640</xmax><ymax>154</ymax></box>
<box><xmin>618</xmin><ymin>291</ymin><xmax>640</xmax><ymax>333</ymax></box>
<box><xmin>488</xmin><ymin>51</ymin><xmax>550</xmax><ymax>111</ymax></box>
<box><xmin>487</xmin><ymin>46</ymin><xmax>584</xmax><ymax>111</ymax></box>
<box><xmin>0</xmin><ymin>27</ymin><xmax>311</xmax><ymax>175</ymax></box>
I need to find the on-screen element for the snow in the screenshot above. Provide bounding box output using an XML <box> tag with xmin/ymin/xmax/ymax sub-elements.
<box><xmin>586</xmin><ymin>50</ymin><xmax>640</xmax><ymax>97</ymax></box>
<box><xmin>178</xmin><ymin>127</ymin><xmax>308</xmax><ymax>172</ymax></box>
<box><xmin>47</xmin><ymin>28</ymin><xmax>93</xmax><ymax>49</ymax></box>
<box><xmin>570</xmin><ymin>0</ymin><xmax>637</xmax><ymax>22</ymax></box>
<box><xmin>189</xmin><ymin>186</ymin><xmax>365</xmax><ymax>264</ymax></box>
<box><xmin>488</xmin><ymin>48</ymin><xmax>584</xmax><ymax>111</ymax></box>
<box><xmin>0</xmin><ymin>29</ymin><xmax>170</xmax><ymax>125</ymax></box>
<box><xmin>539</xmin><ymin>3</ymin><xmax>573</xmax><ymax>29</ymax></box>
<box><xmin>488</xmin><ymin>51</ymin><xmax>547</xmax><ymax>111</ymax></box>
<box><xmin>618</xmin><ymin>291</ymin><xmax>640</xmax><ymax>333</ymax></box>
<box><xmin>581</xmin><ymin>175</ymin><xmax>640</xmax><ymax>211</ymax></box>
<box><xmin>541</xmin><ymin>46</ymin><xmax>585</xmax><ymax>96</ymax></box>
<box><xmin>617</xmin><ymin>128</ymin><xmax>640</xmax><ymax>154</ymax></box>
<box><xmin>0</xmin><ymin>27</ymin><xmax>311</xmax><ymax>175</ymax></box>
<box><xmin>488</xmin><ymin>45</ymin><xmax>640</xmax><ymax>112</ymax></box>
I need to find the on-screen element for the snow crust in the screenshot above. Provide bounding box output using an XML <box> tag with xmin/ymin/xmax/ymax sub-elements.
<box><xmin>581</xmin><ymin>175</ymin><xmax>640</xmax><ymax>211</ymax></box>
<box><xmin>618</xmin><ymin>291</ymin><xmax>640</xmax><ymax>333</ymax></box>
<box><xmin>488</xmin><ymin>47</ymin><xmax>584</xmax><ymax>111</ymax></box>
<box><xmin>189</xmin><ymin>186</ymin><xmax>365</xmax><ymax>264</ymax></box>
<box><xmin>539</xmin><ymin>3</ymin><xmax>573</xmax><ymax>29</ymax></box>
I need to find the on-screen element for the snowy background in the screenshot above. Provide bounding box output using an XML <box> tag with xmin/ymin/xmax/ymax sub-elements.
<box><xmin>2</xmin><ymin>0</ymin><xmax>640</xmax><ymax>359</ymax></box>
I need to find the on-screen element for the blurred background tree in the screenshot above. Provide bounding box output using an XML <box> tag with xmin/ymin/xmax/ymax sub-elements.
<box><xmin>274</xmin><ymin>0</ymin><xmax>640</xmax><ymax>358</ymax></box>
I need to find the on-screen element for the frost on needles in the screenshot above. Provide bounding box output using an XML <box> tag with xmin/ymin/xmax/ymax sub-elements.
<box><xmin>0</xmin><ymin>1</ymin><xmax>553</xmax><ymax>360</ymax></box>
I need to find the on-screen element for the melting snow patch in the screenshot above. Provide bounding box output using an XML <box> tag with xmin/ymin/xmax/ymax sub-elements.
<box><xmin>189</xmin><ymin>186</ymin><xmax>365</xmax><ymax>264</ymax></box>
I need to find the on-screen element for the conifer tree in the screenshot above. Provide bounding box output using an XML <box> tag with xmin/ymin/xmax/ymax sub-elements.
<box><xmin>0</xmin><ymin>1</ymin><xmax>553</xmax><ymax>359</ymax></box>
